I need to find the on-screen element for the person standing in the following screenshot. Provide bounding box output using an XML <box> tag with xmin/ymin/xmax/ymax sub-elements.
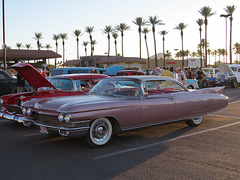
<box><xmin>196</xmin><ymin>67</ymin><xmax>204</xmax><ymax>88</ymax></box>
<box><xmin>177</xmin><ymin>68</ymin><xmax>186</xmax><ymax>85</ymax></box>
<box><xmin>160</xmin><ymin>66</ymin><xmax>174</xmax><ymax>78</ymax></box>
<box><xmin>17</xmin><ymin>73</ymin><xmax>25</xmax><ymax>93</ymax></box>
<box><xmin>186</xmin><ymin>67</ymin><xmax>194</xmax><ymax>79</ymax></box>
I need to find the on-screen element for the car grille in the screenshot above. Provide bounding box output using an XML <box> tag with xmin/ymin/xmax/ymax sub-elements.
<box><xmin>6</xmin><ymin>104</ymin><xmax>22</xmax><ymax>114</ymax></box>
<box><xmin>30</xmin><ymin>113</ymin><xmax>71</xmax><ymax>127</ymax></box>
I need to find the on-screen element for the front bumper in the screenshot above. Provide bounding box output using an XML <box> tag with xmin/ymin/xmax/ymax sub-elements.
<box><xmin>0</xmin><ymin>111</ymin><xmax>24</xmax><ymax>123</ymax></box>
<box><xmin>33</xmin><ymin>121</ymin><xmax>90</xmax><ymax>137</ymax></box>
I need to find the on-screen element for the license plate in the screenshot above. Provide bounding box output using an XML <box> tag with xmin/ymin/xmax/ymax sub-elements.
<box><xmin>40</xmin><ymin>126</ymin><xmax>49</xmax><ymax>134</ymax></box>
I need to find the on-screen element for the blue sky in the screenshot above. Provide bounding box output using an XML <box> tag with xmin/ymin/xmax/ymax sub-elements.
<box><xmin>1</xmin><ymin>0</ymin><xmax>240</xmax><ymax>65</ymax></box>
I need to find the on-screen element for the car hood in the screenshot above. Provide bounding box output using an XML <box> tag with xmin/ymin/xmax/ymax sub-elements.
<box><xmin>10</xmin><ymin>62</ymin><xmax>56</xmax><ymax>91</ymax></box>
<box><xmin>218</xmin><ymin>65</ymin><xmax>234</xmax><ymax>76</ymax></box>
<box><xmin>23</xmin><ymin>94</ymin><xmax>133</xmax><ymax>113</ymax></box>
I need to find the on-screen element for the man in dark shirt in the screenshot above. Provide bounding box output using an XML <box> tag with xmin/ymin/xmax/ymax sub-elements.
<box><xmin>196</xmin><ymin>67</ymin><xmax>204</xmax><ymax>88</ymax></box>
<box><xmin>17</xmin><ymin>73</ymin><xmax>25</xmax><ymax>93</ymax></box>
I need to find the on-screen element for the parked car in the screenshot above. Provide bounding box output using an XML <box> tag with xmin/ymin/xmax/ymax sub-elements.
<box><xmin>0</xmin><ymin>62</ymin><xmax>108</xmax><ymax>125</ymax></box>
<box><xmin>51</xmin><ymin>67</ymin><xmax>107</xmax><ymax>76</ymax></box>
<box><xmin>215</xmin><ymin>64</ymin><xmax>240</xmax><ymax>88</ymax></box>
<box><xmin>202</xmin><ymin>67</ymin><xmax>217</xmax><ymax>79</ymax></box>
<box><xmin>173</xmin><ymin>73</ymin><xmax>199</xmax><ymax>89</ymax></box>
<box><xmin>21</xmin><ymin>76</ymin><xmax>228</xmax><ymax>147</ymax></box>
<box><xmin>0</xmin><ymin>70</ymin><xmax>32</xmax><ymax>96</ymax></box>
<box><xmin>116</xmin><ymin>70</ymin><xmax>144</xmax><ymax>76</ymax></box>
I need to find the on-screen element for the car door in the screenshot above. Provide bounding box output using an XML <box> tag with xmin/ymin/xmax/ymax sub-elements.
<box><xmin>140</xmin><ymin>80</ymin><xmax>176</xmax><ymax>126</ymax></box>
<box><xmin>0</xmin><ymin>72</ymin><xmax>14</xmax><ymax>96</ymax></box>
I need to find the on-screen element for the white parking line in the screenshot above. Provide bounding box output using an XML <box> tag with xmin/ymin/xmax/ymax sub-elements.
<box><xmin>93</xmin><ymin>120</ymin><xmax>240</xmax><ymax>160</ymax></box>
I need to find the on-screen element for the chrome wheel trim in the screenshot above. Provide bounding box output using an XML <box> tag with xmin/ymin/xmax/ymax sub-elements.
<box><xmin>90</xmin><ymin>118</ymin><xmax>112</xmax><ymax>146</ymax></box>
<box><xmin>192</xmin><ymin>116</ymin><xmax>203</xmax><ymax>125</ymax></box>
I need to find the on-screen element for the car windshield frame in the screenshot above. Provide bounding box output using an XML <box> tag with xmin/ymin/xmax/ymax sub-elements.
<box><xmin>89</xmin><ymin>78</ymin><xmax>142</xmax><ymax>97</ymax></box>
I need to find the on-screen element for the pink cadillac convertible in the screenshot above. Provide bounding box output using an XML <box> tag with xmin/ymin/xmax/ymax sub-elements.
<box><xmin>21</xmin><ymin>76</ymin><xmax>228</xmax><ymax>147</ymax></box>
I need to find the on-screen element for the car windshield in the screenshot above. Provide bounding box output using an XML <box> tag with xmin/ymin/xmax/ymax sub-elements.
<box><xmin>90</xmin><ymin>78</ymin><xmax>141</xmax><ymax>97</ymax></box>
<box><xmin>49</xmin><ymin>78</ymin><xmax>74</xmax><ymax>91</ymax></box>
<box><xmin>231</xmin><ymin>67</ymin><xmax>237</xmax><ymax>72</ymax></box>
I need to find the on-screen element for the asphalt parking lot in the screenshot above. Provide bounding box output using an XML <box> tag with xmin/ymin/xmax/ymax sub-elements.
<box><xmin>0</xmin><ymin>88</ymin><xmax>240</xmax><ymax>180</ymax></box>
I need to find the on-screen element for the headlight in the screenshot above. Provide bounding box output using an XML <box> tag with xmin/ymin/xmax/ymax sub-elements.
<box><xmin>58</xmin><ymin>113</ymin><xmax>64</xmax><ymax>122</ymax></box>
<box><xmin>64</xmin><ymin>114</ymin><xmax>71</xmax><ymax>123</ymax></box>
<box><xmin>22</xmin><ymin>107</ymin><xmax>27</xmax><ymax>114</ymax></box>
<box><xmin>26</xmin><ymin>108</ymin><xmax>32</xmax><ymax>115</ymax></box>
<box><xmin>0</xmin><ymin>99</ymin><xmax>4</xmax><ymax>105</ymax></box>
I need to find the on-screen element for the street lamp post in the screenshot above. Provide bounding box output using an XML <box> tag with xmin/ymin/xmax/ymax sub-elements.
<box><xmin>220</xmin><ymin>14</ymin><xmax>231</xmax><ymax>64</ymax></box>
<box><xmin>2</xmin><ymin>0</ymin><xmax>7</xmax><ymax>71</ymax></box>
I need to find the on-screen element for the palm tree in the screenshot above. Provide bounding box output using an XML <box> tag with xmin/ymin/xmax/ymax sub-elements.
<box><xmin>132</xmin><ymin>17</ymin><xmax>147</xmax><ymax>59</ymax></box>
<box><xmin>112</xmin><ymin>32</ymin><xmax>118</xmax><ymax>56</ymax></box>
<box><xmin>191</xmin><ymin>52</ymin><xmax>198</xmax><ymax>58</ymax></box>
<box><xmin>91</xmin><ymin>40</ymin><xmax>97</xmax><ymax>55</ymax></box>
<box><xmin>212</xmin><ymin>50</ymin><xmax>218</xmax><ymax>65</ymax></box>
<box><xmin>33</xmin><ymin>32</ymin><xmax>43</xmax><ymax>50</ymax></box>
<box><xmin>174</xmin><ymin>22</ymin><xmax>188</xmax><ymax>67</ymax></box>
<box><xmin>234</xmin><ymin>42</ymin><xmax>240</xmax><ymax>62</ymax></box>
<box><xmin>175</xmin><ymin>51</ymin><xmax>181</xmax><ymax>60</ymax></box>
<box><xmin>217</xmin><ymin>49</ymin><xmax>222</xmax><ymax>64</ymax></box>
<box><xmin>148</xmin><ymin>15</ymin><xmax>165</xmax><ymax>67</ymax></box>
<box><xmin>165</xmin><ymin>50</ymin><xmax>172</xmax><ymax>59</ymax></box>
<box><xmin>196</xmin><ymin>19</ymin><xmax>204</xmax><ymax>67</ymax></box>
<box><xmin>184</xmin><ymin>49</ymin><xmax>191</xmax><ymax>60</ymax></box>
<box><xmin>59</xmin><ymin>33</ymin><xmax>68</xmax><ymax>63</ymax></box>
<box><xmin>102</xmin><ymin>25</ymin><xmax>113</xmax><ymax>57</ymax></box>
<box><xmin>199</xmin><ymin>6</ymin><xmax>216</xmax><ymax>67</ymax></box>
<box><xmin>25</xmin><ymin>44</ymin><xmax>31</xmax><ymax>50</ymax></box>
<box><xmin>115</xmin><ymin>23</ymin><xmax>130</xmax><ymax>57</ymax></box>
<box><xmin>45</xmin><ymin>44</ymin><xmax>51</xmax><ymax>50</ymax></box>
<box><xmin>16</xmin><ymin>43</ymin><xmax>22</xmax><ymax>50</ymax></box>
<box><xmin>224</xmin><ymin>5</ymin><xmax>237</xmax><ymax>64</ymax></box>
<box><xmin>73</xmin><ymin>29</ymin><xmax>82</xmax><ymax>60</ymax></box>
<box><xmin>85</xmin><ymin>26</ymin><xmax>94</xmax><ymax>56</ymax></box>
<box><xmin>38</xmin><ymin>43</ymin><xmax>43</xmax><ymax>50</ymax></box>
<box><xmin>53</xmin><ymin>34</ymin><xmax>60</xmax><ymax>67</ymax></box>
<box><xmin>207</xmin><ymin>49</ymin><xmax>212</xmax><ymax>65</ymax></box>
<box><xmin>45</xmin><ymin>44</ymin><xmax>52</xmax><ymax>64</ymax></box>
<box><xmin>159</xmin><ymin>30</ymin><xmax>168</xmax><ymax>68</ymax></box>
<box><xmin>82</xmin><ymin>41</ymin><xmax>89</xmax><ymax>56</ymax></box>
<box><xmin>142</xmin><ymin>28</ymin><xmax>150</xmax><ymax>68</ymax></box>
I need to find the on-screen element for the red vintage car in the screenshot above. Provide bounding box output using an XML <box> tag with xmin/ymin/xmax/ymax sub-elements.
<box><xmin>21</xmin><ymin>76</ymin><xmax>228</xmax><ymax>147</ymax></box>
<box><xmin>0</xmin><ymin>62</ymin><xmax>108</xmax><ymax>125</ymax></box>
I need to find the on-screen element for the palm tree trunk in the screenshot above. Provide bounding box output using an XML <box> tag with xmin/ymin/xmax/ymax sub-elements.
<box><xmin>90</xmin><ymin>35</ymin><xmax>93</xmax><ymax>56</ymax></box>
<box><xmin>199</xmin><ymin>28</ymin><xmax>202</xmax><ymax>67</ymax></box>
<box><xmin>55</xmin><ymin>43</ymin><xmax>58</xmax><ymax>68</ymax></box>
<box><xmin>108</xmin><ymin>35</ymin><xmax>110</xmax><ymax>56</ymax></box>
<box><xmin>85</xmin><ymin>47</ymin><xmax>87</xmax><ymax>56</ymax></box>
<box><xmin>63</xmin><ymin>41</ymin><xmax>65</xmax><ymax>63</ymax></box>
<box><xmin>163</xmin><ymin>36</ymin><xmax>165</xmax><ymax>68</ymax></box>
<box><xmin>145</xmin><ymin>35</ymin><xmax>150</xmax><ymax>69</ymax></box>
<box><xmin>205</xmin><ymin>18</ymin><xmax>208</xmax><ymax>67</ymax></box>
<box><xmin>181</xmin><ymin>31</ymin><xmax>184</xmax><ymax>67</ymax></box>
<box><xmin>115</xmin><ymin>40</ymin><xmax>117</xmax><ymax>56</ymax></box>
<box><xmin>230</xmin><ymin>17</ymin><xmax>233</xmax><ymax>64</ymax></box>
<box><xmin>77</xmin><ymin>38</ymin><xmax>79</xmax><ymax>60</ymax></box>
<box><xmin>121</xmin><ymin>32</ymin><xmax>124</xmax><ymax>57</ymax></box>
<box><xmin>139</xmin><ymin>28</ymin><xmax>141</xmax><ymax>59</ymax></box>
<box><xmin>153</xmin><ymin>30</ymin><xmax>157</xmax><ymax>67</ymax></box>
